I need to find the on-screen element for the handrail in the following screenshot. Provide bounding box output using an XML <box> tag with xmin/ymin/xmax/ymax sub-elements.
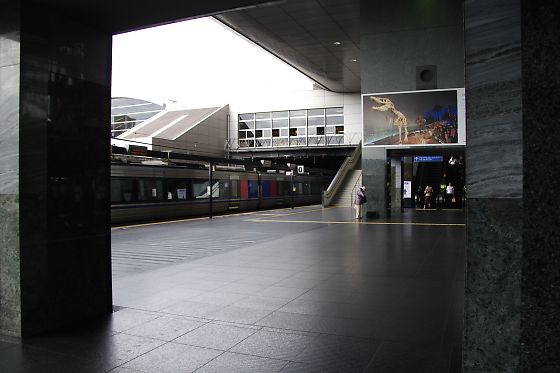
<box><xmin>350</xmin><ymin>171</ymin><xmax>363</xmax><ymax>206</ymax></box>
<box><xmin>322</xmin><ymin>141</ymin><xmax>362</xmax><ymax>207</ymax></box>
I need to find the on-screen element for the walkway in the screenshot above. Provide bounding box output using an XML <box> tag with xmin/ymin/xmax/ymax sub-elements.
<box><xmin>0</xmin><ymin>206</ymin><xmax>464</xmax><ymax>372</ymax></box>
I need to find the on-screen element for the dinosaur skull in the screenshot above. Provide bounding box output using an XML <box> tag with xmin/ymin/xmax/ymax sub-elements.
<box><xmin>370</xmin><ymin>96</ymin><xmax>395</xmax><ymax>112</ymax></box>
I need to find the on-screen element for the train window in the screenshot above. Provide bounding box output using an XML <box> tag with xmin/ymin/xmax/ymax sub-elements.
<box><xmin>248</xmin><ymin>180</ymin><xmax>258</xmax><ymax>198</ymax></box>
<box><xmin>120</xmin><ymin>178</ymin><xmax>139</xmax><ymax>202</ymax></box>
<box><xmin>231</xmin><ymin>180</ymin><xmax>239</xmax><ymax>198</ymax></box>
<box><xmin>140</xmin><ymin>179</ymin><xmax>164</xmax><ymax>201</ymax></box>
<box><xmin>166</xmin><ymin>179</ymin><xmax>189</xmax><ymax>200</ymax></box>
<box><xmin>193</xmin><ymin>180</ymin><xmax>220</xmax><ymax>199</ymax></box>
<box><xmin>111</xmin><ymin>179</ymin><xmax>122</xmax><ymax>202</ymax></box>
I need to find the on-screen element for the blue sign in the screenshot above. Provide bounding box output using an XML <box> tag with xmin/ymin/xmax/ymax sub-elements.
<box><xmin>414</xmin><ymin>155</ymin><xmax>443</xmax><ymax>163</ymax></box>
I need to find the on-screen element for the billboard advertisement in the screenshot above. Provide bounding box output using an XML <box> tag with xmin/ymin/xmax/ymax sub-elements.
<box><xmin>362</xmin><ymin>88</ymin><xmax>465</xmax><ymax>147</ymax></box>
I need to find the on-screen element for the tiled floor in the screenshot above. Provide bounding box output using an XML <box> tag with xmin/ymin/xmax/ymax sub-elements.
<box><xmin>0</xmin><ymin>205</ymin><xmax>465</xmax><ymax>372</ymax></box>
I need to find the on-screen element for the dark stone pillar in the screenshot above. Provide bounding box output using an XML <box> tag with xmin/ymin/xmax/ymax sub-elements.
<box><xmin>0</xmin><ymin>1</ymin><xmax>112</xmax><ymax>337</ymax></box>
<box><xmin>520</xmin><ymin>1</ymin><xmax>560</xmax><ymax>371</ymax></box>
<box><xmin>0</xmin><ymin>1</ymin><xmax>22</xmax><ymax>337</ymax></box>
<box><xmin>463</xmin><ymin>0</ymin><xmax>523</xmax><ymax>371</ymax></box>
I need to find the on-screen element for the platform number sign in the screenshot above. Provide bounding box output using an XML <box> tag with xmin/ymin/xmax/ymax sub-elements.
<box><xmin>297</xmin><ymin>165</ymin><xmax>305</xmax><ymax>174</ymax></box>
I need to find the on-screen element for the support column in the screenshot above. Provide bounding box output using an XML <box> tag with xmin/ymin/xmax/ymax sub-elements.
<box><xmin>520</xmin><ymin>1</ymin><xmax>560</xmax><ymax>371</ymax></box>
<box><xmin>0</xmin><ymin>1</ymin><xmax>22</xmax><ymax>337</ymax></box>
<box><xmin>0</xmin><ymin>1</ymin><xmax>112</xmax><ymax>337</ymax></box>
<box><xmin>463</xmin><ymin>0</ymin><xmax>523</xmax><ymax>371</ymax></box>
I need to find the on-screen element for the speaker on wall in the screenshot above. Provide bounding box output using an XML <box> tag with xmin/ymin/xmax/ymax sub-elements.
<box><xmin>416</xmin><ymin>65</ymin><xmax>437</xmax><ymax>90</ymax></box>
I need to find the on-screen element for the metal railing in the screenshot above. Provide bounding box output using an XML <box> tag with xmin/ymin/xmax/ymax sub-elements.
<box><xmin>322</xmin><ymin>141</ymin><xmax>362</xmax><ymax>207</ymax></box>
<box><xmin>350</xmin><ymin>171</ymin><xmax>363</xmax><ymax>206</ymax></box>
<box><xmin>225</xmin><ymin>132</ymin><xmax>361</xmax><ymax>151</ymax></box>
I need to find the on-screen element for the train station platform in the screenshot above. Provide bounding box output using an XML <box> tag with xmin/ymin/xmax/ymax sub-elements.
<box><xmin>0</xmin><ymin>206</ymin><xmax>464</xmax><ymax>372</ymax></box>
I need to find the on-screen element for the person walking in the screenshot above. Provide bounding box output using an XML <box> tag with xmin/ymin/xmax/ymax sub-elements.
<box><xmin>445</xmin><ymin>182</ymin><xmax>455</xmax><ymax>208</ymax></box>
<box><xmin>423</xmin><ymin>185</ymin><xmax>433</xmax><ymax>209</ymax></box>
<box><xmin>354</xmin><ymin>186</ymin><xmax>366</xmax><ymax>219</ymax></box>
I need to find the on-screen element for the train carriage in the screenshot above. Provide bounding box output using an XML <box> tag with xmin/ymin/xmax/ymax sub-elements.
<box><xmin>111</xmin><ymin>163</ymin><xmax>330</xmax><ymax>224</ymax></box>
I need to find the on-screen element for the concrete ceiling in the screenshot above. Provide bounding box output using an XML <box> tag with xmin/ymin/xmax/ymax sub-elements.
<box><xmin>36</xmin><ymin>0</ymin><xmax>360</xmax><ymax>93</ymax></box>
<box><xmin>215</xmin><ymin>0</ymin><xmax>361</xmax><ymax>93</ymax></box>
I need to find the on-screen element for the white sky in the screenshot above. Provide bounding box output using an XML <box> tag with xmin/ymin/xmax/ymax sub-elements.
<box><xmin>111</xmin><ymin>17</ymin><xmax>314</xmax><ymax>109</ymax></box>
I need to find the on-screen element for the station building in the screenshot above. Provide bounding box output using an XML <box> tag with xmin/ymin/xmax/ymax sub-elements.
<box><xmin>1</xmin><ymin>0</ymin><xmax>559</xmax><ymax>371</ymax></box>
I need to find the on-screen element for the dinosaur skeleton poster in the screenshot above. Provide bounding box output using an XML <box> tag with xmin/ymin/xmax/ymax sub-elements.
<box><xmin>362</xmin><ymin>88</ymin><xmax>466</xmax><ymax>147</ymax></box>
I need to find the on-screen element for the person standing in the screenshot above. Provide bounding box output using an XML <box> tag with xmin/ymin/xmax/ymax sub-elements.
<box><xmin>445</xmin><ymin>182</ymin><xmax>455</xmax><ymax>208</ymax></box>
<box><xmin>354</xmin><ymin>186</ymin><xmax>366</xmax><ymax>219</ymax></box>
<box><xmin>423</xmin><ymin>185</ymin><xmax>433</xmax><ymax>209</ymax></box>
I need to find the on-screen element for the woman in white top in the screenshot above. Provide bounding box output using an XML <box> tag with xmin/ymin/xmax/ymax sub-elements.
<box><xmin>445</xmin><ymin>182</ymin><xmax>455</xmax><ymax>208</ymax></box>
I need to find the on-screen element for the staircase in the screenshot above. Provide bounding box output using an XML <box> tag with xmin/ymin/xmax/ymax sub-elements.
<box><xmin>330</xmin><ymin>170</ymin><xmax>362</xmax><ymax>206</ymax></box>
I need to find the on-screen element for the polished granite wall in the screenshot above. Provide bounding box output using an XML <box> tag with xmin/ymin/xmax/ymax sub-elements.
<box><xmin>1</xmin><ymin>1</ymin><xmax>113</xmax><ymax>337</ymax></box>
<box><xmin>520</xmin><ymin>1</ymin><xmax>560</xmax><ymax>371</ymax></box>
<box><xmin>464</xmin><ymin>0</ymin><xmax>523</xmax><ymax>371</ymax></box>
<box><xmin>360</xmin><ymin>0</ymin><xmax>464</xmax><ymax>217</ymax></box>
<box><xmin>0</xmin><ymin>2</ymin><xmax>22</xmax><ymax>337</ymax></box>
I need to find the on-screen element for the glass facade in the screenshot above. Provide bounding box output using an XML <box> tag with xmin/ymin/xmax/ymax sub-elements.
<box><xmin>111</xmin><ymin>97</ymin><xmax>164</xmax><ymax>137</ymax></box>
<box><xmin>238</xmin><ymin>107</ymin><xmax>344</xmax><ymax>148</ymax></box>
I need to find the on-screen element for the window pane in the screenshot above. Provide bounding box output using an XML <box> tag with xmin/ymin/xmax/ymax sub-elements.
<box><xmin>280</xmin><ymin>128</ymin><xmax>289</xmax><ymax>137</ymax></box>
<box><xmin>326</xmin><ymin>126</ymin><xmax>335</xmax><ymax>134</ymax></box>
<box><xmin>239</xmin><ymin>113</ymin><xmax>254</xmax><ymax>121</ymax></box>
<box><xmin>290</xmin><ymin>118</ymin><xmax>306</xmax><ymax>127</ymax></box>
<box><xmin>272</xmin><ymin>111</ymin><xmax>289</xmax><ymax>119</ymax></box>
<box><xmin>307</xmin><ymin>108</ymin><xmax>324</xmax><ymax>117</ymax></box>
<box><xmin>336</xmin><ymin>125</ymin><xmax>345</xmax><ymax>134</ymax></box>
<box><xmin>255</xmin><ymin>112</ymin><xmax>271</xmax><ymax>120</ymax></box>
<box><xmin>246</xmin><ymin>131</ymin><xmax>255</xmax><ymax>138</ymax></box>
<box><xmin>256</xmin><ymin>120</ymin><xmax>271</xmax><ymax>129</ymax></box>
<box><xmin>262</xmin><ymin>129</ymin><xmax>271</xmax><ymax>137</ymax></box>
<box><xmin>308</xmin><ymin>117</ymin><xmax>324</xmax><ymax>126</ymax></box>
<box><xmin>317</xmin><ymin>127</ymin><xmax>325</xmax><ymax>135</ymax></box>
<box><xmin>272</xmin><ymin>129</ymin><xmax>280</xmax><ymax>137</ymax></box>
<box><xmin>256</xmin><ymin>130</ymin><xmax>263</xmax><ymax>138</ymax></box>
<box><xmin>289</xmin><ymin>128</ymin><xmax>298</xmax><ymax>137</ymax></box>
<box><xmin>326</xmin><ymin>107</ymin><xmax>344</xmax><ymax>115</ymax></box>
<box><xmin>239</xmin><ymin>121</ymin><xmax>254</xmax><ymax>130</ymax></box>
<box><xmin>326</xmin><ymin>116</ymin><xmax>344</xmax><ymax>125</ymax></box>
<box><xmin>238</xmin><ymin>131</ymin><xmax>246</xmax><ymax>139</ymax></box>
<box><xmin>272</xmin><ymin>119</ymin><xmax>289</xmax><ymax>128</ymax></box>
<box><xmin>290</xmin><ymin>110</ymin><xmax>306</xmax><ymax>117</ymax></box>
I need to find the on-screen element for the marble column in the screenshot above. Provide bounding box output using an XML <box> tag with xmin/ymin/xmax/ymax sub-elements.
<box><xmin>0</xmin><ymin>1</ymin><xmax>113</xmax><ymax>337</ymax></box>
<box><xmin>463</xmin><ymin>0</ymin><xmax>523</xmax><ymax>371</ymax></box>
<box><xmin>0</xmin><ymin>2</ymin><xmax>22</xmax><ymax>337</ymax></box>
<box><xmin>520</xmin><ymin>1</ymin><xmax>560</xmax><ymax>371</ymax></box>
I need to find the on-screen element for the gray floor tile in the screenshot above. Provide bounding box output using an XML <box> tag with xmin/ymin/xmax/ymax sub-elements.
<box><xmin>196</xmin><ymin>352</ymin><xmax>288</xmax><ymax>373</ymax></box>
<box><xmin>123</xmin><ymin>342</ymin><xmax>222</xmax><ymax>373</ymax></box>
<box><xmin>231</xmin><ymin>329</ymin><xmax>315</xmax><ymax>361</ymax></box>
<box><xmin>109</xmin><ymin>308</ymin><xmax>162</xmax><ymax>333</ymax></box>
<box><xmin>123</xmin><ymin>315</ymin><xmax>206</xmax><ymax>341</ymax></box>
<box><xmin>256</xmin><ymin>311</ymin><xmax>315</xmax><ymax>332</ymax></box>
<box><xmin>206</xmin><ymin>305</ymin><xmax>273</xmax><ymax>324</ymax></box>
<box><xmin>190</xmin><ymin>291</ymin><xmax>248</xmax><ymax>306</ymax></box>
<box><xmin>297</xmin><ymin>335</ymin><xmax>380</xmax><ymax>372</ymax></box>
<box><xmin>364</xmin><ymin>341</ymin><xmax>450</xmax><ymax>373</ymax></box>
<box><xmin>71</xmin><ymin>333</ymin><xmax>166</xmax><ymax>370</ymax></box>
<box><xmin>161</xmin><ymin>300</ymin><xmax>224</xmax><ymax>318</ymax></box>
<box><xmin>257</xmin><ymin>286</ymin><xmax>309</xmax><ymax>300</ymax></box>
<box><xmin>231</xmin><ymin>295</ymin><xmax>289</xmax><ymax>311</ymax></box>
<box><xmin>174</xmin><ymin>322</ymin><xmax>257</xmax><ymax>350</ymax></box>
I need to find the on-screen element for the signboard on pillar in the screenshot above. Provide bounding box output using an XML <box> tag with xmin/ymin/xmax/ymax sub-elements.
<box><xmin>297</xmin><ymin>165</ymin><xmax>305</xmax><ymax>174</ymax></box>
<box><xmin>361</xmin><ymin>88</ymin><xmax>466</xmax><ymax>147</ymax></box>
<box><xmin>403</xmin><ymin>181</ymin><xmax>412</xmax><ymax>199</ymax></box>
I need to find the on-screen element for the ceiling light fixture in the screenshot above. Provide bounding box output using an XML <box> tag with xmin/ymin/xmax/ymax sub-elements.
<box><xmin>333</xmin><ymin>41</ymin><xmax>342</xmax><ymax>45</ymax></box>
<box><xmin>351</xmin><ymin>58</ymin><xmax>358</xmax><ymax>62</ymax></box>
